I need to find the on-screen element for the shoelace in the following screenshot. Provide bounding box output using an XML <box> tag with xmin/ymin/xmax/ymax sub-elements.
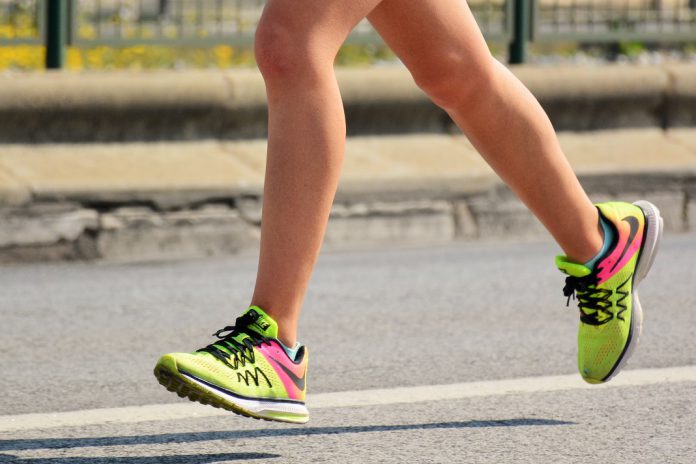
<box><xmin>198</xmin><ymin>312</ymin><xmax>271</xmax><ymax>369</ymax></box>
<box><xmin>563</xmin><ymin>274</ymin><xmax>613</xmax><ymax>326</ymax></box>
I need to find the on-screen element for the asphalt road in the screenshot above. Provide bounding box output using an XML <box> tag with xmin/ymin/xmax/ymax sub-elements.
<box><xmin>1</xmin><ymin>235</ymin><xmax>695</xmax><ymax>463</ymax></box>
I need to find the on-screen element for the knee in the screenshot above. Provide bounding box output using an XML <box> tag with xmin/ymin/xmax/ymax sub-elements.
<box><xmin>411</xmin><ymin>53</ymin><xmax>497</xmax><ymax>110</ymax></box>
<box><xmin>255</xmin><ymin>15</ymin><xmax>324</xmax><ymax>85</ymax></box>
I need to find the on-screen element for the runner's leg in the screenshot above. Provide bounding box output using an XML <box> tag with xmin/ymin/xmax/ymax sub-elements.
<box><xmin>252</xmin><ymin>0</ymin><xmax>383</xmax><ymax>346</ymax></box>
<box><xmin>368</xmin><ymin>0</ymin><xmax>603</xmax><ymax>262</ymax></box>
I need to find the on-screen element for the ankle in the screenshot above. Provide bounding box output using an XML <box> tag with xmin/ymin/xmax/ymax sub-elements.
<box><xmin>249</xmin><ymin>299</ymin><xmax>299</xmax><ymax>344</ymax></box>
<box><xmin>582</xmin><ymin>215</ymin><xmax>615</xmax><ymax>269</ymax></box>
<box><xmin>277</xmin><ymin>334</ymin><xmax>297</xmax><ymax>348</ymax></box>
<box><xmin>565</xmin><ymin>218</ymin><xmax>604</xmax><ymax>264</ymax></box>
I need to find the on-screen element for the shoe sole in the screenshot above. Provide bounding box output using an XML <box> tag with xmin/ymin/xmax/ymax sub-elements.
<box><xmin>154</xmin><ymin>357</ymin><xmax>309</xmax><ymax>424</ymax></box>
<box><xmin>601</xmin><ymin>200</ymin><xmax>663</xmax><ymax>383</ymax></box>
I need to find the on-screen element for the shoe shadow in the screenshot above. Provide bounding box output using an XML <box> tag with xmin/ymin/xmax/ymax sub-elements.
<box><xmin>0</xmin><ymin>452</ymin><xmax>278</xmax><ymax>463</ymax></box>
<box><xmin>0</xmin><ymin>418</ymin><xmax>573</xmax><ymax>453</ymax></box>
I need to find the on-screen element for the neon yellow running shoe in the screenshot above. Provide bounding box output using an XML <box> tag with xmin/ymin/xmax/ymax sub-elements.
<box><xmin>154</xmin><ymin>306</ymin><xmax>309</xmax><ymax>423</ymax></box>
<box><xmin>556</xmin><ymin>201</ymin><xmax>663</xmax><ymax>384</ymax></box>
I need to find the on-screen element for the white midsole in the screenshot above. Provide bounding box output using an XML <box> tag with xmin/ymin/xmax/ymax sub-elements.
<box><xmin>181</xmin><ymin>372</ymin><xmax>309</xmax><ymax>417</ymax></box>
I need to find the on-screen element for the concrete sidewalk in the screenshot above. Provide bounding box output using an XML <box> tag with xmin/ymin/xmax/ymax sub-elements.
<box><xmin>1</xmin><ymin>128</ymin><xmax>695</xmax><ymax>262</ymax></box>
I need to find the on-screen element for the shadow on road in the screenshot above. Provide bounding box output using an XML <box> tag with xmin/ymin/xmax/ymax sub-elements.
<box><xmin>0</xmin><ymin>452</ymin><xmax>278</xmax><ymax>463</ymax></box>
<box><xmin>1</xmin><ymin>418</ymin><xmax>573</xmax><ymax>454</ymax></box>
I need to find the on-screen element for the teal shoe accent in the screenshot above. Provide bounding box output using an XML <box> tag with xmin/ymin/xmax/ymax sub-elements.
<box><xmin>584</xmin><ymin>214</ymin><xmax>615</xmax><ymax>271</ymax></box>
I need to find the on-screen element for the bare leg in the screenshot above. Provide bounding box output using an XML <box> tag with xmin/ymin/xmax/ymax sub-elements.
<box><xmin>251</xmin><ymin>0</ymin><xmax>382</xmax><ymax>346</ymax></box>
<box><xmin>368</xmin><ymin>0</ymin><xmax>603</xmax><ymax>263</ymax></box>
<box><xmin>252</xmin><ymin>0</ymin><xmax>602</xmax><ymax>345</ymax></box>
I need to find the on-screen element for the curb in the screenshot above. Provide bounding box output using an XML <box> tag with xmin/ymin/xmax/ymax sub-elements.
<box><xmin>0</xmin><ymin>172</ymin><xmax>692</xmax><ymax>263</ymax></box>
<box><xmin>1</xmin><ymin>130</ymin><xmax>695</xmax><ymax>262</ymax></box>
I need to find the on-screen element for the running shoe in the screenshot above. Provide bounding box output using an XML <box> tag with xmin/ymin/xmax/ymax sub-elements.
<box><xmin>556</xmin><ymin>201</ymin><xmax>663</xmax><ymax>384</ymax></box>
<box><xmin>154</xmin><ymin>306</ymin><xmax>309</xmax><ymax>423</ymax></box>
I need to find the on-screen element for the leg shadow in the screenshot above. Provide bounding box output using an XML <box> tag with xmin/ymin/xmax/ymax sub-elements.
<box><xmin>0</xmin><ymin>417</ymin><xmax>573</xmax><ymax>452</ymax></box>
<box><xmin>0</xmin><ymin>453</ymin><xmax>278</xmax><ymax>463</ymax></box>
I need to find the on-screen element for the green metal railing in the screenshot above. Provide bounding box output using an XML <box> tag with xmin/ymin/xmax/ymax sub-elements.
<box><xmin>534</xmin><ymin>0</ymin><xmax>696</xmax><ymax>43</ymax></box>
<box><xmin>70</xmin><ymin>0</ymin><xmax>267</xmax><ymax>47</ymax></box>
<box><xmin>45</xmin><ymin>0</ymin><xmax>67</xmax><ymax>67</ymax></box>
<box><xmin>68</xmin><ymin>0</ymin><xmax>511</xmax><ymax>46</ymax></box>
<box><xmin>1</xmin><ymin>0</ymin><xmax>696</xmax><ymax>68</ymax></box>
<box><xmin>0</xmin><ymin>0</ymin><xmax>44</xmax><ymax>45</ymax></box>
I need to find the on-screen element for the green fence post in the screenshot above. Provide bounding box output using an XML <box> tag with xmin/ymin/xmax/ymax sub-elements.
<box><xmin>45</xmin><ymin>0</ymin><xmax>68</xmax><ymax>69</ymax></box>
<box><xmin>508</xmin><ymin>0</ymin><xmax>531</xmax><ymax>64</ymax></box>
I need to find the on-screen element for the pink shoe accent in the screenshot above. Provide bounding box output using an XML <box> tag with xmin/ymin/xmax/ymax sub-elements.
<box><xmin>258</xmin><ymin>342</ymin><xmax>307</xmax><ymax>401</ymax></box>
<box><xmin>595</xmin><ymin>211</ymin><xmax>645</xmax><ymax>285</ymax></box>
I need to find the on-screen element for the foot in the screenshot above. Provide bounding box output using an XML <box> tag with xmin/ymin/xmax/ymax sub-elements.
<box><xmin>154</xmin><ymin>306</ymin><xmax>309</xmax><ymax>423</ymax></box>
<box><xmin>556</xmin><ymin>201</ymin><xmax>663</xmax><ymax>384</ymax></box>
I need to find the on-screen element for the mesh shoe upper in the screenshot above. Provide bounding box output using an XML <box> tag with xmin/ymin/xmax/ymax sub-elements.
<box><xmin>557</xmin><ymin>202</ymin><xmax>646</xmax><ymax>383</ymax></box>
<box><xmin>161</xmin><ymin>306</ymin><xmax>307</xmax><ymax>403</ymax></box>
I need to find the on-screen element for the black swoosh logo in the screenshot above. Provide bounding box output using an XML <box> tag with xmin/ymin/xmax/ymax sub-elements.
<box><xmin>270</xmin><ymin>357</ymin><xmax>306</xmax><ymax>391</ymax></box>
<box><xmin>609</xmin><ymin>216</ymin><xmax>640</xmax><ymax>273</ymax></box>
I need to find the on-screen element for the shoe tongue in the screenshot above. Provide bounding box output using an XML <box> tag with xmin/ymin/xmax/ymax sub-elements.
<box><xmin>241</xmin><ymin>306</ymin><xmax>279</xmax><ymax>339</ymax></box>
<box><xmin>555</xmin><ymin>255</ymin><xmax>592</xmax><ymax>278</ymax></box>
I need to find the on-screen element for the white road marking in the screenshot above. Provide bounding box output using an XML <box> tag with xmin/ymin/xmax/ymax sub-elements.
<box><xmin>2</xmin><ymin>365</ymin><xmax>694</xmax><ymax>433</ymax></box>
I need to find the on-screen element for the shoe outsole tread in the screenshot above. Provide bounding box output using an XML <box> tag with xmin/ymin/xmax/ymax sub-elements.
<box><xmin>153</xmin><ymin>364</ymin><xmax>302</xmax><ymax>424</ymax></box>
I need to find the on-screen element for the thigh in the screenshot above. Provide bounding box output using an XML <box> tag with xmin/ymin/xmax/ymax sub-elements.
<box><xmin>367</xmin><ymin>0</ymin><xmax>492</xmax><ymax>75</ymax></box>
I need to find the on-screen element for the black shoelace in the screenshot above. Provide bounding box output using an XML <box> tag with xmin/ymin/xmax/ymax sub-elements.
<box><xmin>197</xmin><ymin>311</ymin><xmax>271</xmax><ymax>370</ymax></box>
<box><xmin>563</xmin><ymin>274</ymin><xmax>613</xmax><ymax>326</ymax></box>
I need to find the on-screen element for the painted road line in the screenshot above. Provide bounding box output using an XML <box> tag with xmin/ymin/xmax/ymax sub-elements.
<box><xmin>2</xmin><ymin>365</ymin><xmax>695</xmax><ymax>433</ymax></box>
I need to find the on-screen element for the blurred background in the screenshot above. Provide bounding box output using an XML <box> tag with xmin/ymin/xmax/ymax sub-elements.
<box><xmin>0</xmin><ymin>1</ymin><xmax>695</xmax><ymax>262</ymax></box>
<box><xmin>2</xmin><ymin>0</ymin><xmax>696</xmax><ymax>70</ymax></box>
